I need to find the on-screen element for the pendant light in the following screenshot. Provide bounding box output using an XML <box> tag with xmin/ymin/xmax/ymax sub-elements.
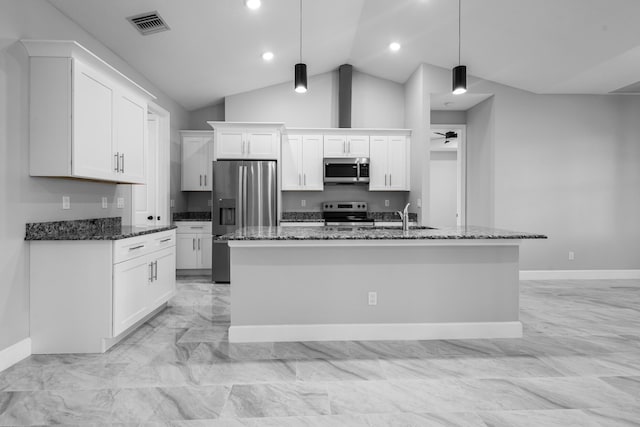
<box><xmin>294</xmin><ymin>0</ymin><xmax>307</xmax><ymax>93</ymax></box>
<box><xmin>452</xmin><ymin>0</ymin><xmax>466</xmax><ymax>95</ymax></box>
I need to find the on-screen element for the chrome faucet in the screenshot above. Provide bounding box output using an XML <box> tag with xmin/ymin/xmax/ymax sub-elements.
<box><xmin>396</xmin><ymin>203</ymin><xmax>411</xmax><ymax>231</ymax></box>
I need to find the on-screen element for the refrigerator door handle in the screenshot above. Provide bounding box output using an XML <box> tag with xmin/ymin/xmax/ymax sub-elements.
<box><xmin>237</xmin><ymin>165</ymin><xmax>243</xmax><ymax>229</ymax></box>
<box><xmin>242</xmin><ymin>165</ymin><xmax>248</xmax><ymax>228</ymax></box>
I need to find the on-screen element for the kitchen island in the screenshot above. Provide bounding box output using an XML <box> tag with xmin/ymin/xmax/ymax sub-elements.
<box><xmin>222</xmin><ymin>225</ymin><xmax>546</xmax><ymax>343</ymax></box>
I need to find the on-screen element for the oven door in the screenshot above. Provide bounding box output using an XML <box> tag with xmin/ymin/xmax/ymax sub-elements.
<box><xmin>324</xmin><ymin>158</ymin><xmax>359</xmax><ymax>183</ymax></box>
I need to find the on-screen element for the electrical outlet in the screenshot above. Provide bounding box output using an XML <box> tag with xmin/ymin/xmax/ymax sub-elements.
<box><xmin>301</xmin><ymin>199</ymin><xmax>306</xmax><ymax>207</ymax></box>
<box><xmin>101</xmin><ymin>197</ymin><xmax>108</xmax><ymax>209</ymax></box>
<box><xmin>568</xmin><ymin>251</ymin><xmax>575</xmax><ymax>261</ymax></box>
<box><xmin>368</xmin><ymin>291</ymin><xmax>377</xmax><ymax>306</ymax></box>
<box><xmin>170</xmin><ymin>199</ymin><xmax>175</xmax><ymax>208</ymax></box>
<box><xmin>117</xmin><ymin>197</ymin><xmax>124</xmax><ymax>209</ymax></box>
<box><xmin>384</xmin><ymin>199</ymin><xmax>389</xmax><ymax>207</ymax></box>
<box><xmin>208</xmin><ymin>199</ymin><xmax>212</xmax><ymax>207</ymax></box>
<box><xmin>417</xmin><ymin>198</ymin><xmax>422</xmax><ymax>208</ymax></box>
<box><xmin>62</xmin><ymin>196</ymin><xmax>70</xmax><ymax>210</ymax></box>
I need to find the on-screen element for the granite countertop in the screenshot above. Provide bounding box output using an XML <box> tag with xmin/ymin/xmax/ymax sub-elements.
<box><xmin>25</xmin><ymin>217</ymin><xmax>177</xmax><ymax>241</ymax></box>
<box><xmin>173</xmin><ymin>211</ymin><xmax>211</xmax><ymax>222</ymax></box>
<box><xmin>220</xmin><ymin>225</ymin><xmax>547</xmax><ymax>241</ymax></box>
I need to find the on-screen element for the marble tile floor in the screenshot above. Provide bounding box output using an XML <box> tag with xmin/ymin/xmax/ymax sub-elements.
<box><xmin>1</xmin><ymin>277</ymin><xmax>639</xmax><ymax>426</ymax></box>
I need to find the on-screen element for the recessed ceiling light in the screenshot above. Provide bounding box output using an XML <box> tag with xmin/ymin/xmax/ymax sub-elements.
<box><xmin>262</xmin><ymin>51</ymin><xmax>274</xmax><ymax>61</ymax></box>
<box><xmin>389</xmin><ymin>42</ymin><xmax>401</xmax><ymax>52</ymax></box>
<box><xmin>245</xmin><ymin>0</ymin><xmax>261</xmax><ymax>10</ymax></box>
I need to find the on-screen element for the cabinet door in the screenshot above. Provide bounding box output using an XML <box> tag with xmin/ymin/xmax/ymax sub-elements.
<box><xmin>323</xmin><ymin>135</ymin><xmax>347</xmax><ymax>157</ymax></box>
<box><xmin>149</xmin><ymin>247</ymin><xmax>176</xmax><ymax>308</ymax></box>
<box><xmin>368</xmin><ymin>136</ymin><xmax>388</xmax><ymax>191</ymax></box>
<box><xmin>388</xmin><ymin>136</ymin><xmax>409</xmax><ymax>190</ymax></box>
<box><xmin>176</xmin><ymin>233</ymin><xmax>198</xmax><ymax>269</ymax></box>
<box><xmin>181</xmin><ymin>137</ymin><xmax>207</xmax><ymax>191</ymax></box>
<box><xmin>199</xmin><ymin>235</ymin><xmax>212</xmax><ymax>269</ymax></box>
<box><xmin>216</xmin><ymin>130</ymin><xmax>244</xmax><ymax>159</ymax></box>
<box><xmin>113</xmin><ymin>255</ymin><xmax>152</xmax><ymax>336</ymax></box>
<box><xmin>347</xmin><ymin>135</ymin><xmax>370</xmax><ymax>157</ymax></box>
<box><xmin>301</xmin><ymin>135</ymin><xmax>323</xmax><ymax>190</ymax></box>
<box><xmin>204</xmin><ymin>136</ymin><xmax>214</xmax><ymax>191</ymax></box>
<box><xmin>282</xmin><ymin>135</ymin><xmax>302</xmax><ymax>190</ymax></box>
<box><xmin>246</xmin><ymin>131</ymin><xmax>278</xmax><ymax>159</ymax></box>
<box><xmin>115</xmin><ymin>92</ymin><xmax>146</xmax><ymax>183</ymax></box>
<box><xmin>72</xmin><ymin>61</ymin><xmax>114</xmax><ymax>181</ymax></box>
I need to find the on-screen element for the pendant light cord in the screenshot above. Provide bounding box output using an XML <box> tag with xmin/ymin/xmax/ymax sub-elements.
<box><xmin>299</xmin><ymin>0</ymin><xmax>303</xmax><ymax>63</ymax></box>
<box><xmin>458</xmin><ymin>0</ymin><xmax>461</xmax><ymax>66</ymax></box>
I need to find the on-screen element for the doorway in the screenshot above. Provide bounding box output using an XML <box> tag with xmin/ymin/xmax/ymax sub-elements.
<box><xmin>430</xmin><ymin>125</ymin><xmax>466</xmax><ymax>227</ymax></box>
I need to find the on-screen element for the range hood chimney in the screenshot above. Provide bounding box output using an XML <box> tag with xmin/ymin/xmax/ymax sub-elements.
<box><xmin>338</xmin><ymin>64</ymin><xmax>353</xmax><ymax>128</ymax></box>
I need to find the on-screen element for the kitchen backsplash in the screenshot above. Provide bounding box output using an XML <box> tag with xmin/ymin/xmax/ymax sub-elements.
<box><xmin>282</xmin><ymin>187</ymin><xmax>409</xmax><ymax>212</ymax></box>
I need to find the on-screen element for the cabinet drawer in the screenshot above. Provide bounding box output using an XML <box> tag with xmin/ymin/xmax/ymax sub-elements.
<box><xmin>175</xmin><ymin>222</ymin><xmax>212</xmax><ymax>234</ymax></box>
<box><xmin>113</xmin><ymin>230</ymin><xmax>175</xmax><ymax>264</ymax></box>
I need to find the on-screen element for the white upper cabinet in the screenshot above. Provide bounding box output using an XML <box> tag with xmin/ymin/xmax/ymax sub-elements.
<box><xmin>369</xmin><ymin>135</ymin><xmax>410</xmax><ymax>191</ymax></box>
<box><xmin>323</xmin><ymin>135</ymin><xmax>369</xmax><ymax>158</ymax></box>
<box><xmin>181</xmin><ymin>131</ymin><xmax>214</xmax><ymax>191</ymax></box>
<box><xmin>282</xmin><ymin>134</ymin><xmax>323</xmax><ymax>191</ymax></box>
<box><xmin>209</xmin><ymin>122</ymin><xmax>282</xmax><ymax>160</ymax></box>
<box><xmin>22</xmin><ymin>40</ymin><xmax>155</xmax><ymax>184</ymax></box>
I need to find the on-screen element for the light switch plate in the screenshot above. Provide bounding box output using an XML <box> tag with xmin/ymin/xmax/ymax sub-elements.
<box><xmin>208</xmin><ymin>199</ymin><xmax>212</xmax><ymax>207</ymax></box>
<box><xmin>101</xmin><ymin>197</ymin><xmax>108</xmax><ymax>209</ymax></box>
<box><xmin>170</xmin><ymin>199</ymin><xmax>175</xmax><ymax>208</ymax></box>
<box><xmin>62</xmin><ymin>196</ymin><xmax>70</xmax><ymax>210</ymax></box>
<box><xmin>368</xmin><ymin>291</ymin><xmax>377</xmax><ymax>306</ymax></box>
<box><xmin>117</xmin><ymin>197</ymin><xmax>124</xmax><ymax>209</ymax></box>
<box><xmin>301</xmin><ymin>199</ymin><xmax>306</xmax><ymax>207</ymax></box>
<box><xmin>384</xmin><ymin>199</ymin><xmax>389</xmax><ymax>207</ymax></box>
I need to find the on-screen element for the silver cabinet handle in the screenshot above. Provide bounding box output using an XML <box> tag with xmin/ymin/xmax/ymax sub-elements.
<box><xmin>247</xmin><ymin>140</ymin><xmax>250</xmax><ymax>154</ymax></box>
<box><xmin>160</xmin><ymin>238</ymin><xmax>172</xmax><ymax>243</ymax></box>
<box><xmin>153</xmin><ymin>260</ymin><xmax>158</xmax><ymax>281</ymax></box>
<box><xmin>389</xmin><ymin>174</ymin><xmax>392</xmax><ymax>186</ymax></box>
<box><xmin>343</xmin><ymin>141</ymin><xmax>346</xmax><ymax>153</ymax></box>
<box><xmin>190</xmin><ymin>226</ymin><xmax>204</xmax><ymax>229</ymax></box>
<box><xmin>304</xmin><ymin>174</ymin><xmax>306</xmax><ymax>185</ymax></box>
<box><xmin>193</xmin><ymin>238</ymin><xmax>196</xmax><ymax>250</ymax></box>
<box><xmin>120</xmin><ymin>153</ymin><xmax>125</xmax><ymax>173</ymax></box>
<box><xmin>241</xmin><ymin>140</ymin><xmax>245</xmax><ymax>154</ymax></box>
<box><xmin>149</xmin><ymin>262</ymin><xmax>153</xmax><ymax>282</ymax></box>
<box><xmin>114</xmin><ymin>153</ymin><xmax>119</xmax><ymax>172</ymax></box>
<box><xmin>129</xmin><ymin>245</ymin><xmax>144</xmax><ymax>251</ymax></box>
<box><xmin>204</xmin><ymin>175</ymin><xmax>207</xmax><ymax>186</ymax></box>
<box><xmin>198</xmin><ymin>238</ymin><xmax>201</xmax><ymax>250</ymax></box>
<box><xmin>384</xmin><ymin>174</ymin><xmax>387</xmax><ymax>186</ymax></box>
<box><xmin>348</xmin><ymin>141</ymin><xmax>351</xmax><ymax>153</ymax></box>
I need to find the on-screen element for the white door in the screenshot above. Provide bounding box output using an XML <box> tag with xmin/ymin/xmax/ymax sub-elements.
<box><xmin>387</xmin><ymin>136</ymin><xmax>408</xmax><ymax>190</ymax></box>
<box><xmin>301</xmin><ymin>135</ymin><xmax>323</xmax><ymax>190</ymax></box>
<box><xmin>246</xmin><ymin>131</ymin><xmax>277</xmax><ymax>158</ymax></box>
<box><xmin>176</xmin><ymin>234</ymin><xmax>197</xmax><ymax>269</ymax></box>
<box><xmin>430</xmin><ymin>125</ymin><xmax>466</xmax><ymax>226</ymax></box>
<box><xmin>216</xmin><ymin>130</ymin><xmax>244</xmax><ymax>158</ymax></box>
<box><xmin>347</xmin><ymin>135</ymin><xmax>370</xmax><ymax>157</ymax></box>
<box><xmin>282</xmin><ymin>135</ymin><xmax>302</xmax><ymax>190</ymax></box>
<box><xmin>113</xmin><ymin>255</ymin><xmax>151</xmax><ymax>336</ymax></box>
<box><xmin>72</xmin><ymin>61</ymin><xmax>114</xmax><ymax>181</ymax></box>
<box><xmin>199</xmin><ymin>235</ymin><xmax>212</xmax><ymax>269</ymax></box>
<box><xmin>368</xmin><ymin>136</ymin><xmax>388</xmax><ymax>191</ymax></box>
<box><xmin>149</xmin><ymin>247</ymin><xmax>176</xmax><ymax>307</ymax></box>
<box><xmin>323</xmin><ymin>135</ymin><xmax>347</xmax><ymax>157</ymax></box>
<box><xmin>115</xmin><ymin>92</ymin><xmax>146</xmax><ymax>183</ymax></box>
<box><xmin>134</xmin><ymin>113</ymin><xmax>157</xmax><ymax>226</ymax></box>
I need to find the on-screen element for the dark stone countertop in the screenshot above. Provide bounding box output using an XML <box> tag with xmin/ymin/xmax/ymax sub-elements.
<box><xmin>172</xmin><ymin>211</ymin><xmax>212</xmax><ymax>221</ymax></box>
<box><xmin>25</xmin><ymin>217</ymin><xmax>177</xmax><ymax>241</ymax></box>
<box><xmin>220</xmin><ymin>225</ymin><xmax>547</xmax><ymax>241</ymax></box>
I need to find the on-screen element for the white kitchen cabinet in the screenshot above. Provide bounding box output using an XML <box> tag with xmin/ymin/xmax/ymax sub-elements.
<box><xmin>369</xmin><ymin>135</ymin><xmax>410</xmax><ymax>191</ymax></box>
<box><xmin>323</xmin><ymin>135</ymin><xmax>369</xmax><ymax>158</ymax></box>
<box><xmin>176</xmin><ymin>222</ymin><xmax>212</xmax><ymax>269</ymax></box>
<box><xmin>210</xmin><ymin>122</ymin><xmax>282</xmax><ymax>160</ymax></box>
<box><xmin>22</xmin><ymin>40</ymin><xmax>154</xmax><ymax>184</ymax></box>
<box><xmin>181</xmin><ymin>131</ymin><xmax>214</xmax><ymax>191</ymax></box>
<box><xmin>282</xmin><ymin>134</ymin><xmax>323</xmax><ymax>191</ymax></box>
<box><xmin>30</xmin><ymin>229</ymin><xmax>176</xmax><ymax>354</ymax></box>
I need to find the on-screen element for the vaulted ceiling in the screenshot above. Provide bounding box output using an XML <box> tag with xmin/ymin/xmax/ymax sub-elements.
<box><xmin>49</xmin><ymin>0</ymin><xmax>640</xmax><ymax>111</ymax></box>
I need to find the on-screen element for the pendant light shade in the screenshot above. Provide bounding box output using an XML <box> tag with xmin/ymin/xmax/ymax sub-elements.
<box><xmin>452</xmin><ymin>65</ymin><xmax>466</xmax><ymax>95</ymax></box>
<box><xmin>295</xmin><ymin>63</ymin><xmax>307</xmax><ymax>93</ymax></box>
<box><xmin>294</xmin><ymin>0</ymin><xmax>307</xmax><ymax>93</ymax></box>
<box><xmin>452</xmin><ymin>0</ymin><xmax>467</xmax><ymax>95</ymax></box>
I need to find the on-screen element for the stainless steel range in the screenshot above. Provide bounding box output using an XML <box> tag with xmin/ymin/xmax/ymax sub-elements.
<box><xmin>322</xmin><ymin>201</ymin><xmax>374</xmax><ymax>226</ymax></box>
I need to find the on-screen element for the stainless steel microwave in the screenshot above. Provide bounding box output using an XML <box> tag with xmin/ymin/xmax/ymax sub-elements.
<box><xmin>324</xmin><ymin>157</ymin><xmax>370</xmax><ymax>184</ymax></box>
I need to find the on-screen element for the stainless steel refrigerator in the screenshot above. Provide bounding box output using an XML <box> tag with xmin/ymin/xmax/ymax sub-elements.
<box><xmin>212</xmin><ymin>160</ymin><xmax>277</xmax><ymax>282</ymax></box>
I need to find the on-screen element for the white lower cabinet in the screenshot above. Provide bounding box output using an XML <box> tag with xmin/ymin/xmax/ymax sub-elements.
<box><xmin>176</xmin><ymin>222</ymin><xmax>212</xmax><ymax>269</ymax></box>
<box><xmin>30</xmin><ymin>229</ymin><xmax>176</xmax><ymax>354</ymax></box>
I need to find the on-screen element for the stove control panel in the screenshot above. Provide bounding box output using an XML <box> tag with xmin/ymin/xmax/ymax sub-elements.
<box><xmin>322</xmin><ymin>201</ymin><xmax>368</xmax><ymax>212</ymax></box>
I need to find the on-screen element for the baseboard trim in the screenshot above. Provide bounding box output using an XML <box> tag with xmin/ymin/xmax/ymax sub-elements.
<box><xmin>520</xmin><ymin>269</ymin><xmax>640</xmax><ymax>280</ymax></box>
<box><xmin>229</xmin><ymin>321</ymin><xmax>522</xmax><ymax>343</ymax></box>
<box><xmin>0</xmin><ymin>338</ymin><xmax>31</xmax><ymax>373</ymax></box>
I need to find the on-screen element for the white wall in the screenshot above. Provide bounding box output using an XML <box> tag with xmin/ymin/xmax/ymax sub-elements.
<box><xmin>0</xmin><ymin>0</ymin><xmax>189</xmax><ymax>353</ymax></box>
<box><xmin>225</xmin><ymin>69</ymin><xmax>405</xmax><ymax>128</ymax></box>
<box><xmin>432</xmin><ymin>110</ymin><xmax>467</xmax><ymax>125</ymax></box>
<box><xmin>189</xmin><ymin>102</ymin><xmax>225</xmax><ymax>130</ymax></box>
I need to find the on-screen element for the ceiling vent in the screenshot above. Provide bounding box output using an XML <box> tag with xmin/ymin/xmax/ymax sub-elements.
<box><xmin>127</xmin><ymin>11</ymin><xmax>170</xmax><ymax>36</ymax></box>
